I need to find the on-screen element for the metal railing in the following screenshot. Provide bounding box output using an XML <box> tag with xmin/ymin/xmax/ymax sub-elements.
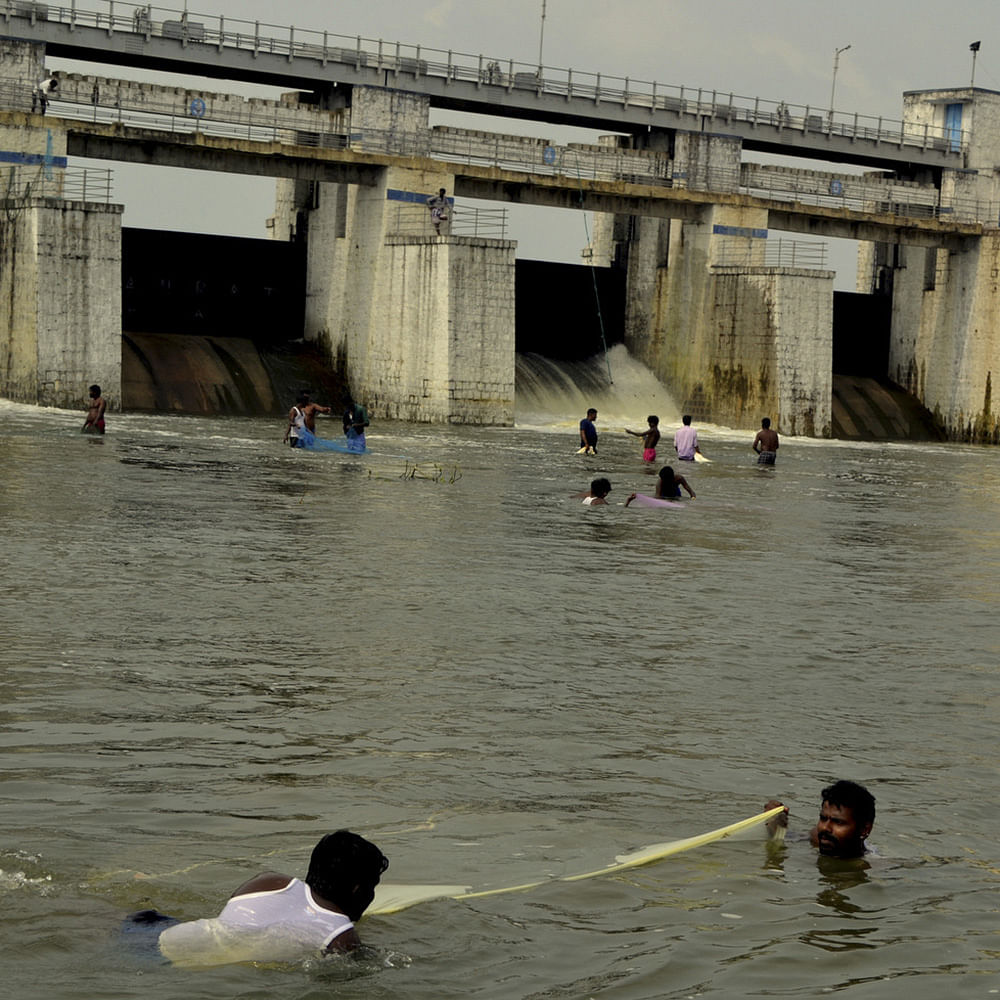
<box><xmin>388</xmin><ymin>202</ymin><xmax>508</xmax><ymax>239</ymax></box>
<box><xmin>0</xmin><ymin>160</ymin><xmax>113</xmax><ymax>203</ymax></box>
<box><xmin>0</xmin><ymin>72</ymin><xmax>991</xmax><ymax>228</ymax></box>
<box><xmin>1</xmin><ymin>1</ymin><xmax>969</xmax><ymax>156</ymax></box>
<box><xmin>714</xmin><ymin>237</ymin><xmax>829</xmax><ymax>270</ymax></box>
<box><xmin>736</xmin><ymin>164</ymin><xmax>998</xmax><ymax>225</ymax></box>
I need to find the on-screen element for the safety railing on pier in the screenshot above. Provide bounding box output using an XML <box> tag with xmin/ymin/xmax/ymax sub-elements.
<box><xmin>0</xmin><ymin>159</ymin><xmax>113</xmax><ymax>203</ymax></box>
<box><xmin>387</xmin><ymin>203</ymin><xmax>508</xmax><ymax>239</ymax></box>
<box><xmin>714</xmin><ymin>237</ymin><xmax>830</xmax><ymax>270</ymax></box>
<box><xmin>1</xmin><ymin>1</ymin><xmax>968</xmax><ymax>156</ymax></box>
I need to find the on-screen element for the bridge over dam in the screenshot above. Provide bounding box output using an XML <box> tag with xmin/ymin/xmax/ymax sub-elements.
<box><xmin>0</xmin><ymin>3</ymin><xmax>998</xmax><ymax>442</ymax></box>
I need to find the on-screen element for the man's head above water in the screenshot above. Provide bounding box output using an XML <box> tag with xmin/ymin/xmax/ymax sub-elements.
<box><xmin>811</xmin><ymin>780</ymin><xmax>876</xmax><ymax>858</ymax></box>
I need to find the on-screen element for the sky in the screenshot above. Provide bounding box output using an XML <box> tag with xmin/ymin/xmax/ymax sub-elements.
<box><xmin>50</xmin><ymin>0</ymin><xmax>1000</xmax><ymax>289</ymax></box>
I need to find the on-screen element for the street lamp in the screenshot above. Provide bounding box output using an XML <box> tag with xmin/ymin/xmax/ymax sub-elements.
<box><xmin>829</xmin><ymin>44</ymin><xmax>851</xmax><ymax>124</ymax></box>
<box><xmin>970</xmin><ymin>40</ymin><xmax>981</xmax><ymax>89</ymax></box>
<box><xmin>537</xmin><ymin>0</ymin><xmax>548</xmax><ymax>71</ymax></box>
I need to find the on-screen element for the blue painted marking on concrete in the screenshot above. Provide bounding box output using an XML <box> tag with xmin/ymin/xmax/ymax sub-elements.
<box><xmin>387</xmin><ymin>188</ymin><xmax>453</xmax><ymax>206</ymax></box>
<box><xmin>44</xmin><ymin>129</ymin><xmax>54</xmax><ymax>180</ymax></box>
<box><xmin>0</xmin><ymin>150</ymin><xmax>67</xmax><ymax>168</ymax></box>
<box><xmin>712</xmin><ymin>224</ymin><xmax>768</xmax><ymax>239</ymax></box>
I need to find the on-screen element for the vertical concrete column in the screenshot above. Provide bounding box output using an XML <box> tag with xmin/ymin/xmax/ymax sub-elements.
<box><xmin>886</xmin><ymin>88</ymin><xmax>1000</xmax><ymax>438</ymax></box>
<box><xmin>888</xmin><ymin>233</ymin><xmax>1000</xmax><ymax>441</ymax></box>
<box><xmin>623</xmin><ymin>196</ymin><xmax>833</xmax><ymax>434</ymax></box>
<box><xmin>671</xmin><ymin>131</ymin><xmax>741</xmax><ymax>193</ymax></box>
<box><xmin>0</xmin><ymin>38</ymin><xmax>46</xmax><ymax>112</ymax></box>
<box><xmin>0</xmin><ymin>199</ymin><xmax>123</xmax><ymax>408</ymax></box>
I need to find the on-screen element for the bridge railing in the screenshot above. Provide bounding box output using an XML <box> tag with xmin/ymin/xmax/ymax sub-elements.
<box><xmin>734</xmin><ymin>163</ymin><xmax>1000</xmax><ymax>225</ymax></box>
<box><xmin>1</xmin><ymin>69</ymin><xmax>993</xmax><ymax>227</ymax></box>
<box><xmin>4</xmin><ymin>2</ymin><xmax>969</xmax><ymax>156</ymax></box>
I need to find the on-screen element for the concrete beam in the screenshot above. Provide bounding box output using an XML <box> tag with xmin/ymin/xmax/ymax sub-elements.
<box><xmin>766</xmin><ymin>206</ymin><xmax>979</xmax><ymax>249</ymax></box>
<box><xmin>54</xmin><ymin>113</ymin><xmax>983</xmax><ymax>247</ymax></box>
<box><xmin>62</xmin><ymin>120</ymin><xmax>383</xmax><ymax>185</ymax></box>
<box><xmin>452</xmin><ymin>163</ymin><xmax>982</xmax><ymax>247</ymax></box>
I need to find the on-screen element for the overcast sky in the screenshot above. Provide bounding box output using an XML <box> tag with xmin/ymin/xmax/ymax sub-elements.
<box><xmin>53</xmin><ymin>0</ymin><xmax>1000</xmax><ymax>287</ymax></box>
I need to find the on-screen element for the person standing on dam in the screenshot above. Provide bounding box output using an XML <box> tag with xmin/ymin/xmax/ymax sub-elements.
<box><xmin>33</xmin><ymin>71</ymin><xmax>58</xmax><ymax>115</ymax></box>
<box><xmin>427</xmin><ymin>188</ymin><xmax>450</xmax><ymax>235</ymax></box>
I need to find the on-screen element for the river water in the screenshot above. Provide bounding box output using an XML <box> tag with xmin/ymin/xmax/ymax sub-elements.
<box><xmin>2</xmin><ymin>363</ymin><xmax>999</xmax><ymax>999</ymax></box>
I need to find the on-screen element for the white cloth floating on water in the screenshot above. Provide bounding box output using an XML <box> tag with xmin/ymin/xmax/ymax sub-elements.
<box><xmin>367</xmin><ymin>807</ymin><xmax>784</xmax><ymax>915</ymax></box>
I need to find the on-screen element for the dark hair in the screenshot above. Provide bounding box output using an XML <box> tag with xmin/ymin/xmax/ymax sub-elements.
<box><xmin>590</xmin><ymin>477</ymin><xmax>611</xmax><ymax>497</ymax></box>
<box><xmin>682</xmin><ymin>414</ymin><xmax>692</xmax><ymax>425</ymax></box>
<box><xmin>761</xmin><ymin>417</ymin><xmax>771</xmax><ymax>429</ymax></box>
<box><xmin>89</xmin><ymin>384</ymin><xmax>101</xmax><ymax>396</ymax></box>
<box><xmin>306</xmin><ymin>830</ymin><xmax>389</xmax><ymax>918</ymax></box>
<box><xmin>658</xmin><ymin>466</ymin><xmax>676</xmax><ymax>486</ymax></box>
<box><xmin>647</xmin><ymin>415</ymin><xmax>659</xmax><ymax>425</ymax></box>
<box><xmin>821</xmin><ymin>780</ymin><xmax>875</xmax><ymax>830</ymax></box>
<box><xmin>296</xmin><ymin>392</ymin><xmax>310</xmax><ymax>405</ymax></box>
<box><xmin>586</xmin><ymin>408</ymin><xmax>597</xmax><ymax>418</ymax></box>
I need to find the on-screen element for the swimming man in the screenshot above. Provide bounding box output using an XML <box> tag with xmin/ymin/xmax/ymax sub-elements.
<box><xmin>139</xmin><ymin>830</ymin><xmax>388</xmax><ymax>967</ymax></box>
<box><xmin>765</xmin><ymin>780</ymin><xmax>876</xmax><ymax>859</ymax></box>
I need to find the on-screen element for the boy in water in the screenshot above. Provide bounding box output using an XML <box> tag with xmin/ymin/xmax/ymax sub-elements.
<box><xmin>82</xmin><ymin>384</ymin><xmax>106</xmax><ymax>434</ymax></box>
<box><xmin>626</xmin><ymin>415</ymin><xmax>660</xmax><ymax>462</ymax></box>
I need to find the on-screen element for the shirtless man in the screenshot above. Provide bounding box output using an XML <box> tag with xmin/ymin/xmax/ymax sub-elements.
<box><xmin>752</xmin><ymin>417</ymin><xmax>779</xmax><ymax>465</ymax></box>
<box><xmin>765</xmin><ymin>780</ymin><xmax>876</xmax><ymax>859</ymax></box>
<box><xmin>626</xmin><ymin>415</ymin><xmax>661</xmax><ymax>463</ymax></box>
<box><xmin>82</xmin><ymin>384</ymin><xmax>107</xmax><ymax>434</ymax></box>
<box><xmin>284</xmin><ymin>392</ymin><xmax>331</xmax><ymax>447</ymax></box>
<box><xmin>130</xmin><ymin>830</ymin><xmax>388</xmax><ymax>967</ymax></box>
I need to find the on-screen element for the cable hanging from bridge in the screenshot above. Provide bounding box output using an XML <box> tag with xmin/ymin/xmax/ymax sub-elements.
<box><xmin>572</xmin><ymin>154</ymin><xmax>613</xmax><ymax>386</ymax></box>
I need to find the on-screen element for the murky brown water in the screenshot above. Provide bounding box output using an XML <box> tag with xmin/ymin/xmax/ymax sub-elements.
<box><xmin>2</xmin><ymin>394</ymin><xmax>998</xmax><ymax>999</ymax></box>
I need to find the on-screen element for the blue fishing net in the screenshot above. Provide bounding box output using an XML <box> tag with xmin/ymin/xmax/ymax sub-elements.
<box><xmin>297</xmin><ymin>426</ymin><xmax>367</xmax><ymax>454</ymax></box>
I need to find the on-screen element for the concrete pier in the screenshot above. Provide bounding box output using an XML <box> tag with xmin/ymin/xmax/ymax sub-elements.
<box><xmin>867</xmin><ymin>88</ymin><xmax>1000</xmax><ymax>442</ymax></box>
<box><xmin>274</xmin><ymin>86</ymin><xmax>516</xmax><ymax>424</ymax></box>
<box><xmin>604</xmin><ymin>134</ymin><xmax>835</xmax><ymax>435</ymax></box>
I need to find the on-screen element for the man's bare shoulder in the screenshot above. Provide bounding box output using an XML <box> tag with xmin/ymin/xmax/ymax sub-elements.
<box><xmin>229</xmin><ymin>872</ymin><xmax>293</xmax><ymax>898</ymax></box>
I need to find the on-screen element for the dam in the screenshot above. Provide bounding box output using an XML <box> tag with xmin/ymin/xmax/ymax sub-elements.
<box><xmin>0</xmin><ymin>3</ymin><xmax>996</xmax><ymax>441</ymax></box>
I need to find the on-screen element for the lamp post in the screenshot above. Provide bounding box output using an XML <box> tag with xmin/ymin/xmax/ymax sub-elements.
<box><xmin>829</xmin><ymin>44</ymin><xmax>851</xmax><ymax>124</ymax></box>
<box><xmin>537</xmin><ymin>0</ymin><xmax>547</xmax><ymax>72</ymax></box>
<box><xmin>970</xmin><ymin>40</ymin><xmax>981</xmax><ymax>89</ymax></box>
